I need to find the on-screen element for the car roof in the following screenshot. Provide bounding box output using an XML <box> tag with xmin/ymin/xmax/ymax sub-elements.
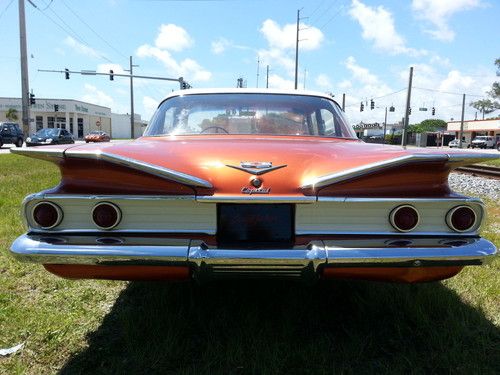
<box><xmin>159</xmin><ymin>88</ymin><xmax>340</xmax><ymax>108</ymax></box>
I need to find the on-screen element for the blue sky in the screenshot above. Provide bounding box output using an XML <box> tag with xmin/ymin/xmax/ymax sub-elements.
<box><xmin>0</xmin><ymin>0</ymin><xmax>499</xmax><ymax>125</ymax></box>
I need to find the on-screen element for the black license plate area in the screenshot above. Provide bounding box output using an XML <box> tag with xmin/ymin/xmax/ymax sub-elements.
<box><xmin>217</xmin><ymin>204</ymin><xmax>294</xmax><ymax>248</ymax></box>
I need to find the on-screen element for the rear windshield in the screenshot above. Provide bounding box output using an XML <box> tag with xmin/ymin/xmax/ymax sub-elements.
<box><xmin>144</xmin><ymin>93</ymin><xmax>357</xmax><ymax>138</ymax></box>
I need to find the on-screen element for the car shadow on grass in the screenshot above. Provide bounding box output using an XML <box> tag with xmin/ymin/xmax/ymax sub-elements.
<box><xmin>59</xmin><ymin>280</ymin><xmax>499</xmax><ymax>374</ymax></box>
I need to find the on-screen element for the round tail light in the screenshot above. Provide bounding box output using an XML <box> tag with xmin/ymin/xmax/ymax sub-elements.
<box><xmin>32</xmin><ymin>202</ymin><xmax>63</xmax><ymax>229</ymax></box>
<box><xmin>389</xmin><ymin>205</ymin><xmax>420</xmax><ymax>232</ymax></box>
<box><xmin>446</xmin><ymin>205</ymin><xmax>477</xmax><ymax>232</ymax></box>
<box><xmin>92</xmin><ymin>202</ymin><xmax>121</xmax><ymax>230</ymax></box>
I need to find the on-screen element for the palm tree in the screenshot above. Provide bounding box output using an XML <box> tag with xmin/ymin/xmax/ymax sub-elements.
<box><xmin>5</xmin><ymin>108</ymin><xmax>19</xmax><ymax>122</ymax></box>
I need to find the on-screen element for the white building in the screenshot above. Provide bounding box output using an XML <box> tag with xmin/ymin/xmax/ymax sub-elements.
<box><xmin>447</xmin><ymin>119</ymin><xmax>500</xmax><ymax>143</ymax></box>
<box><xmin>111</xmin><ymin>113</ymin><xmax>148</xmax><ymax>139</ymax></box>
<box><xmin>0</xmin><ymin>97</ymin><xmax>111</xmax><ymax>139</ymax></box>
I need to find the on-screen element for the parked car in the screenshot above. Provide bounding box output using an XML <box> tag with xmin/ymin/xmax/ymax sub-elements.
<box><xmin>0</xmin><ymin>122</ymin><xmax>24</xmax><ymax>148</ymax></box>
<box><xmin>448</xmin><ymin>137</ymin><xmax>470</xmax><ymax>148</ymax></box>
<box><xmin>10</xmin><ymin>89</ymin><xmax>498</xmax><ymax>283</ymax></box>
<box><xmin>85</xmin><ymin>130</ymin><xmax>110</xmax><ymax>143</ymax></box>
<box><xmin>471</xmin><ymin>135</ymin><xmax>495</xmax><ymax>149</ymax></box>
<box><xmin>26</xmin><ymin>128</ymin><xmax>74</xmax><ymax>146</ymax></box>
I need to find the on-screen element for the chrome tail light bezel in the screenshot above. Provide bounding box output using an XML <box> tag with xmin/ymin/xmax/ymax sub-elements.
<box><xmin>446</xmin><ymin>205</ymin><xmax>478</xmax><ymax>233</ymax></box>
<box><xmin>389</xmin><ymin>204</ymin><xmax>420</xmax><ymax>232</ymax></box>
<box><xmin>91</xmin><ymin>202</ymin><xmax>122</xmax><ymax>230</ymax></box>
<box><xmin>31</xmin><ymin>201</ymin><xmax>63</xmax><ymax>229</ymax></box>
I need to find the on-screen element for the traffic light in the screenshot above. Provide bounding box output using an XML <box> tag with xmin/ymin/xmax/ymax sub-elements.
<box><xmin>370</xmin><ymin>99</ymin><xmax>374</xmax><ymax>110</ymax></box>
<box><xmin>29</xmin><ymin>93</ymin><xmax>35</xmax><ymax>105</ymax></box>
<box><xmin>389</xmin><ymin>106</ymin><xmax>395</xmax><ymax>112</ymax></box>
<box><xmin>109</xmin><ymin>70</ymin><xmax>114</xmax><ymax>81</ymax></box>
<box><xmin>181</xmin><ymin>81</ymin><xmax>191</xmax><ymax>90</ymax></box>
<box><xmin>54</xmin><ymin>104</ymin><xmax>59</xmax><ymax>112</ymax></box>
<box><xmin>360</xmin><ymin>102</ymin><xmax>364</xmax><ymax>112</ymax></box>
<box><xmin>408</xmin><ymin>107</ymin><xmax>412</xmax><ymax>115</ymax></box>
<box><xmin>432</xmin><ymin>107</ymin><xmax>435</xmax><ymax>115</ymax></box>
<box><xmin>65</xmin><ymin>68</ymin><xmax>70</xmax><ymax>80</ymax></box>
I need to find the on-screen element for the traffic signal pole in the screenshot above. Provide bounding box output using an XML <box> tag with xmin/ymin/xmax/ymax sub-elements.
<box><xmin>18</xmin><ymin>0</ymin><xmax>31</xmax><ymax>136</ymax></box>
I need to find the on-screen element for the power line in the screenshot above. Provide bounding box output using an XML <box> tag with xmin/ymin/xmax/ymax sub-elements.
<box><xmin>60</xmin><ymin>0</ymin><xmax>128</xmax><ymax>61</ymax></box>
<box><xmin>30</xmin><ymin>1</ymin><xmax>114</xmax><ymax>63</ymax></box>
<box><xmin>307</xmin><ymin>0</ymin><xmax>327</xmax><ymax>20</ymax></box>
<box><xmin>0</xmin><ymin>0</ymin><xmax>15</xmax><ymax>22</ymax></box>
<box><xmin>413</xmin><ymin>86</ymin><xmax>485</xmax><ymax>98</ymax></box>
<box><xmin>319</xmin><ymin>1</ymin><xmax>347</xmax><ymax>29</ymax></box>
<box><xmin>310</xmin><ymin>0</ymin><xmax>339</xmax><ymax>24</ymax></box>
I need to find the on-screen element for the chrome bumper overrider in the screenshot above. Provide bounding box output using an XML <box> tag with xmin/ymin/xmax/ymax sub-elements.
<box><xmin>11</xmin><ymin>234</ymin><xmax>497</xmax><ymax>278</ymax></box>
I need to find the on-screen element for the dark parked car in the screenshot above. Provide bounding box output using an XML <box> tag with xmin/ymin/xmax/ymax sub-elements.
<box><xmin>26</xmin><ymin>128</ymin><xmax>74</xmax><ymax>146</ymax></box>
<box><xmin>0</xmin><ymin>122</ymin><xmax>24</xmax><ymax>148</ymax></box>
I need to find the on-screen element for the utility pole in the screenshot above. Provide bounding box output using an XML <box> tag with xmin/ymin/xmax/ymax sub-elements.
<box><xmin>126</xmin><ymin>56</ymin><xmax>138</xmax><ymax>139</ymax></box>
<box><xmin>294</xmin><ymin>9</ymin><xmax>300</xmax><ymax>89</ymax></box>
<box><xmin>266</xmin><ymin>65</ymin><xmax>269</xmax><ymax>88</ymax></box>
<box><xmin>459</xmin><ymin>93</ymin><xmax>466</xmax><ymax>148</ymax></box>
<box><xmin>18</xmin><ymin>0</ymin><xmax>30</xmax><ymax>136</ymax></box>
<box><xmin>342</xmin><ymin>93</ymin><xmax>345</xmax><ymax>111</ymax></box>
<box><xmin>256</xmin><ymin>57</ymin><xmax>260</xmax><ymax>88</ymax></box>
<box><xmin>383</xmin><ymin>106</ymin><xmax>388</xmax><ymax>144</ymax></box>
<box><xmin>402</xmin><ymin>66</ymin><xmax>413</xmax><ymax>148</ymax></box>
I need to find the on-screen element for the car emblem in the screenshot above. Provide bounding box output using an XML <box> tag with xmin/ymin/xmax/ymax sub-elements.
<box><xmin>226</xmin><ymin>161</ymin><xmax>287</xmax><ymax>175</ymax></box>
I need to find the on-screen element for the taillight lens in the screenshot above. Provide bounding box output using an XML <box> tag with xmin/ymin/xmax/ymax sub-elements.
<box><xmin>446</xmin><ymin>205</ymin><xmax>477</xmax><ymax>232</ymax></box>
<box><xmin>92</xmin><ymin>202</ymin><xmax>121</xmax><ymax>230</ymax></box>
<box><xmin>32</xmin><ymin>202</ymin><xmax>63</xmax><ymax>229</ymax></box>
<box><xmin>390</xmin><ymin>205</ymin><xmax>419</xmax><ymax>232</ymax></box>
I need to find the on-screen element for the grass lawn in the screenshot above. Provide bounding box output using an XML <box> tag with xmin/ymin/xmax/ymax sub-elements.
<box><xmin>0</xmin><ymin>154</ymin><xmax>499</xmax><ymax>374</ymax></box>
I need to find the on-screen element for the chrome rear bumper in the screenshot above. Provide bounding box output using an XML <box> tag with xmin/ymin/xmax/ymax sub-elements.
<box><xmin>11</xmin><ymin>234</ymin><xmax>497</xmax><ymax>278</ymax></box>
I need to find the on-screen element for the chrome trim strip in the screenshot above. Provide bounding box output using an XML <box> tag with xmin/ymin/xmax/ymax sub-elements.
<box><xmin>33</xmin><ymin>194</ymin><xmax>198</xmax><ymax>201</ymax></box>
<box><xmin>225</xmin><ymin>164</ymin><xmax>287</xmax><ymax>175</ymax></box>
<box><xmin>196</xmin><ymin>195</ymin><xmax>317</xmax><ymax>203</ymax></box>
<box><xmin>64</xmin><ymin>149</ymin><xmax>213</xmax><ymax>189</ymax></box>
<box><xmin>317</xmin><ymin>197</ymin><xmax>483</xmax><ymax>203</ymax></box>
<box><xmin>301</xmin><ymin>154</ymin><xmax>448</xmax><ymax>189</ymax></box>
<box><xmin>10</xmin><ymin>234</ymin><xmax>496</xmax><ymax>268</ymax></box>
<box><xmin>10</xmin><ymin>147</ymin><xmax>66</xmax><ymax>158</ymax></box>
<box><xmin>302</xmin><ymin>152</ymin><xmax>500</xmax><ymax>189</ymax></box>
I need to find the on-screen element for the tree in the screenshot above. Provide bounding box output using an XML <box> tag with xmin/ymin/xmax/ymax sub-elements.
<box><xmin>5</xmin><ymin>108</ymin><xmax>18</xmax><ymax>121</ymax></box>
<box><xmin>408</xmin><ymin>119</ymin><xmax>447</xmax><ymax>133</ymax></box>
<box><xmin>471</xmin><ymin>99</ymin><xmax>498</xmax><ymax>119</ymax></box>
<box><xmin>470</xmin><ymin>57</ymin><xmax>500</xmax><ymax>118</ymax></box>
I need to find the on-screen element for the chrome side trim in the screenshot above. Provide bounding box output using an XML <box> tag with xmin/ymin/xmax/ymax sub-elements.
<box><xmin>447</xmin><ymin>153</ymin><xmax>500</xmax><ymax>164</ymax></box>
<box><xmin>10</xmin><ymin>235</ymin><xmax>497</xmax><ymax>270</ymax></box>
<box><xmin>10</xmin><ymin>147</ymin><xmax>66</xmax><ymax>159</ymax></box>
<box><xmin>317</xmin><ymin>197</ymin><xmax>483</xmax><ymax>203</ymax></box>
<box><xmin>64</xmin><ymin>149</ymin><xmax>213</xmax><ymax>189</ymax></box>
<box><xmin>196</xmin><ymin>195</ymin><xmax>316</xmax><ymax>203</ymax></box>
<box><xmin>301</xmin><ymin>154</ymin><xmax>448</xmax><ymax>189</ymax></box>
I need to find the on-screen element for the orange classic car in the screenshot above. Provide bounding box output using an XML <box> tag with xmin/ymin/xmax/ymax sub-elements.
<box><xmin>84</xmin><ymin>130</ymin><xmax>111</xmax><ymax>143</ymax></box>
<box><xmin>10</xmin><ymin>89</ymin><xmax>498</xmax><ymax>283</ymax></box>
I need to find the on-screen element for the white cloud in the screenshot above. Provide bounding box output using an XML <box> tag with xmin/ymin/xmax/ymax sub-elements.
<box><xmin>315</xmin><ymin>74</ymin><xmax>333</xmax><ymax>90</ymax></box>
<box><xmin>97</xmin><ymin>63</ymin><xmax>126</xmax><ymax>74</ymax></box>
<box><xmin>81</xmin><ymin>84</ymin><xmax>114</xmax><ymax>109</ymax></box>
<box><xmin>349</xmin><ymin>0</ymin><xmax>426</xmax><ymax>56</ymax></box>
<box><xmin>143</xmin><ymin>96</ymin><xmax>159</xmax><ymax>120</ymax></box>
<box><xmin>260</xmin><ymin>19</ymin><xmax>324</xmax><ymax>51</ymax></box>
<box><xmin>412</xmin><ymin>0</ymin><xmax>482</xmax><ymax>41</ymax></box>
<box><xmin>136</xmin><ymin>44</ymin><xmax>211</xmax><ymax>82</ymax></box>
<box><xmin>268</xmin><ymin>74</ymin><xmax>294</xmax><ymax>90</ymax></box>
<box><xmin>211</xmin><ymin>38</ymin><xmax>230</xmax><ymax>54</ymax></box>
<box><xmin>344</xmin><ymin>56</ymin><xmax>380</xmax><ymax>86</ymax></box>
<box><xmin>155</xmin><ymin>24</ymin><xmax>193</xmax><ymax>51</ymax></box>
<box><xmin>64</xmin><ymin>36</ymin><xmax>103</xmax><ymax>59</ymax></box>
<box><xmin>257</xmin><ymin>48</ymin><xmax>295</xmax><ymax>76</ymax></box>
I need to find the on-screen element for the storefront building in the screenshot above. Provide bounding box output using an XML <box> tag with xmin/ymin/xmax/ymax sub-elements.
<box><xmin>0</xmin><ymin>97</ymin><xmax>111</xmax><ymax>139</ymax></box>
<box><xmin>447</xmin><ymin>119</ymin><xmax>500</xmax><ymax>143</ymax></box>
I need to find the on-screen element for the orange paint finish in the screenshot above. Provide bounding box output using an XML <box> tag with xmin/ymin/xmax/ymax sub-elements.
<box><xmin>43</xmin><ymin>264</ymin><xmax>191</xmax><ymax>281</ymax></box>
<box><xmin>315</xmin><ymin>161</ymin><xmax>452</xmax><ymax>197</ymax></box>
<box><xmin>321</xmin><ymin>266</ymin><xmax>463</xmax><ymax>283</ymax></box>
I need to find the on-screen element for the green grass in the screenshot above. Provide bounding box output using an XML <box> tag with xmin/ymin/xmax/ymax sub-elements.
<box><xmin>482</xmin><ymin>158</ymin><xmax>500</xmax><ymax>167</ymax></box>
<box><xmin>0</xmin><ymin>154</ymin><xmax>499</xmax><ymax>374</ymax></box>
